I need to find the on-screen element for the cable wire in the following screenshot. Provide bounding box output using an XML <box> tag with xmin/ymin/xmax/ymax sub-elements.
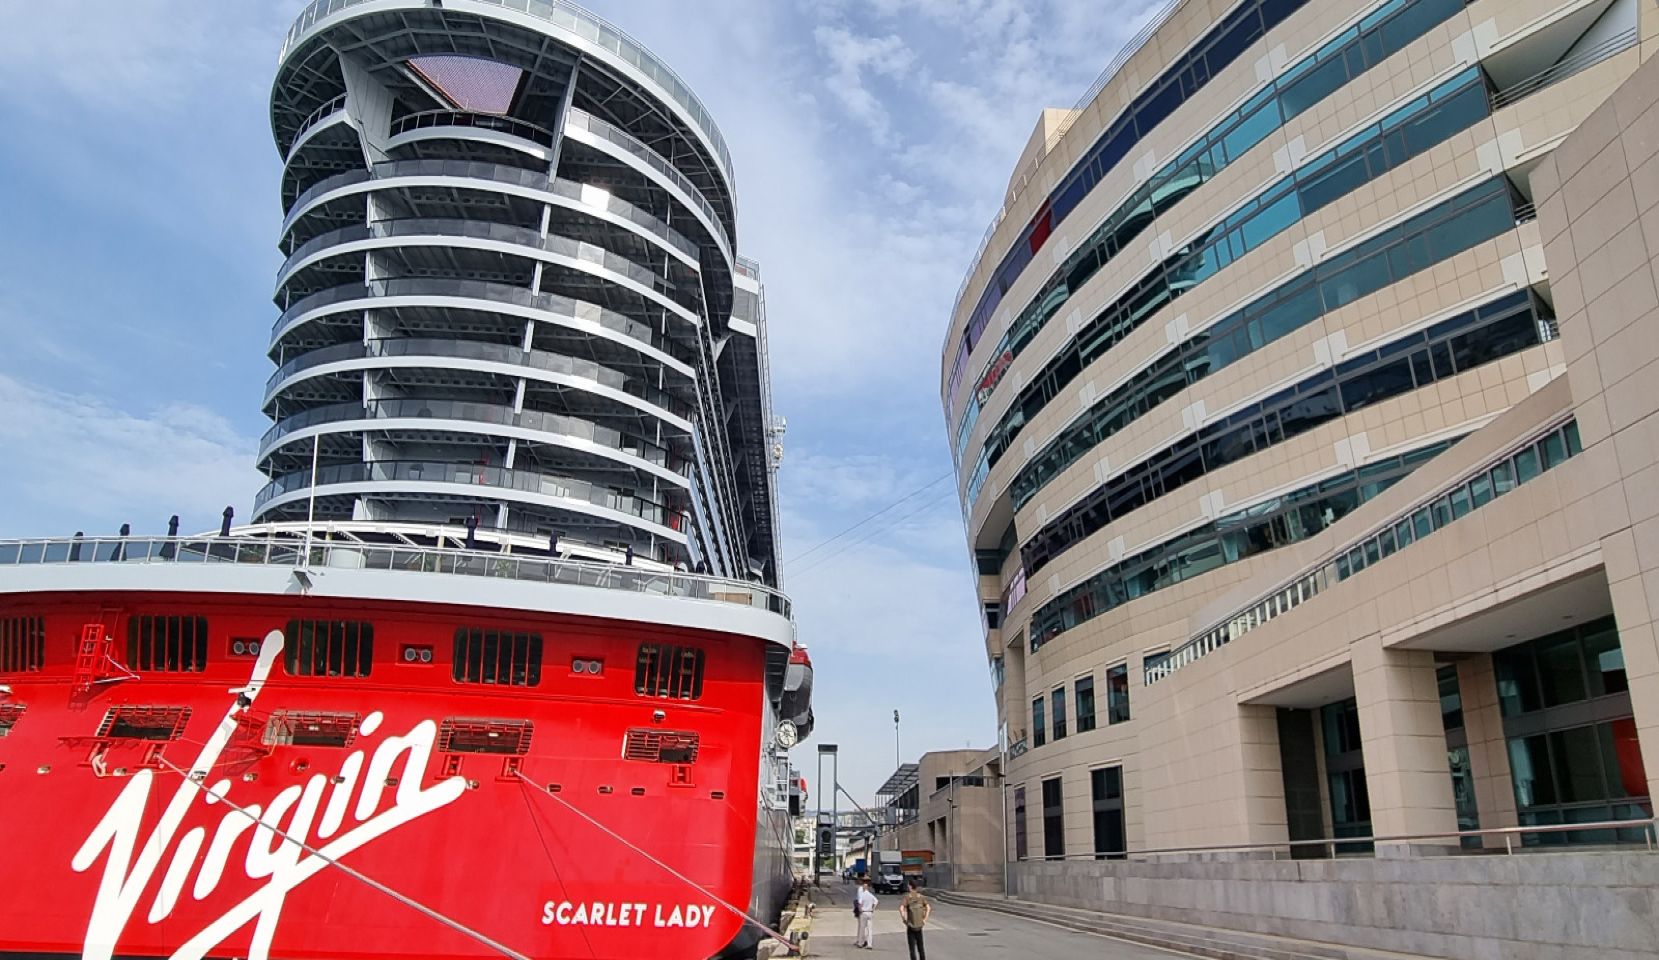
<box><xmin>786</xmin><ymin>471</ymin><xmax>953</xmax><ymax>565</ymax></box>
<box><xmin>789</xmin><ymin>487</ymin><xmax>953</xmax><ymax>580</ymax></box>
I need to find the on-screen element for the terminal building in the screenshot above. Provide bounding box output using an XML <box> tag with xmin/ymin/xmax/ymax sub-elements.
<box><xmin>942</xmin><ymin>0</ymin><xmax>1658</xmax><ymax>952</ymax></box>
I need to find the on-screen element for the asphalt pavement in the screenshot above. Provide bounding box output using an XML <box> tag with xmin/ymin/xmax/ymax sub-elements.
<box><xmin>804</xmin><ymin>883</ymin><xmax>1195</xmax><ymax>960</ymax></box>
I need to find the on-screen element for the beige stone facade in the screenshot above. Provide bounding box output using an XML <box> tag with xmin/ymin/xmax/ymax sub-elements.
<box><xmin>942</xmin><ymin>0</ymin><xmax>1658</xmax><ymax>871</ymax></box>
<box><xmin>873</xmin><ymin>748</ymin><xmax>1006</xmax><ymax>892</ymax></box>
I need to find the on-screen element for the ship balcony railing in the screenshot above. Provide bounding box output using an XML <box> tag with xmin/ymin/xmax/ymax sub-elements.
<box><xmin>0</xmin><ymin>534</ymin><xmax>787</xmax><ymax>617</ymax></box>
<box><xmin>281</xmin><ymin>164</ymin><xmax>700</xmax><ymax>263</ymax></box>
<box><xmin>389</xmin><ymin>109</ymin><xmax>556</xmax><ymax>148</ymax></box>
<box><xmin>280</xmin><ymin>0</ymin><xmax>736</xmax><ymax>189</ymax></box>
<box><xmin>285</xmin><ymin>92</ymin><xmax>348</xmax><ymax>161</ymax></box>
<box><xmin>277</xmin><ymin>218</ymin><xmax>701</xmax><ymax>319</ymax></box>
<box><xmin>252</xmin><ymin>459</ymin><xmax>690</xmax><ymax>532</ymax></box>
<box><xmin>259</xmin><ymin>398</ymin><xmax>691</xmax><ymax>477</ymax></box>
<box><xmin>270</xmin><ymin>278</ymin><xmax>683</xmax><ymax>364</ymax></box>
<box><xmin>264</xmin><ymin>338</ymin><xmax>696</xmax><ymax>419</ymax></box>
<box><xmin>563</xmin><ymin>108</ymin><xmax>732</xmax><ymax>260</ymax></box>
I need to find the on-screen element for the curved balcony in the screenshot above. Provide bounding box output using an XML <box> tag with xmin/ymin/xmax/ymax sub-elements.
<box><xmin>564</xmin><ymin>108</ymin><xmax>732</xmax><ymax>263</ymax></box>
<box><xmin>275</xmin><ymin>219</ymin><xmax>700</xmax><ymax>323</ymax></box>
<box><xmin>281</xmin><ymin>160</ymin><xmax>699</xmax><ymax>264</ymax></box>
<box><xmin>280</xmin><ymin>0</ymin><xmax>736</xmax><ymax>191</ymax></box>
<box><xmin>285</xmin><ymin>92</ymin><xmax>349</xmax><ymax>164</ymax></box>
<box><xmin>264</xmin><ymin>338</ymin><xmax>695</xmax><ymax>420</ymax></box>
<box><xmin>257</xmin><ymin>398</ymin><xmax>689</xmax><ymax>481</ymax></box>
<box><xmin>270</xmin><ymin>279</ymin><xmax>691</xmax><ymax>371</ymax></box>
<box><xmin>0</xmin><ymin>533</ymin><xmax>788</xmax><ymax>618</ymax></box>
<box><xmin>390</xmin><ymin>109</ymin><xmax>556</xmax><ymax>147</ymax></box>
<box><xmin>253</xmin><ymin>459</ymin><xmax>690</xmax><ymax>536</ymax></box>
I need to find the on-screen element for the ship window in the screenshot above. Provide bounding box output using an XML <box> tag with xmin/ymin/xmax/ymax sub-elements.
<box><xmin>0</xmin><ymin>616</ymin><xmax>44</xmax><ymax>673</ymax></box>
<box><xmin>452</xmin><ymin>629</ymin><xmax>542</xmax><ymax>687</ymax></box>
<box><xmin>128</xmin><ymin>615</ymin><xmax>208</xmax><ymax>673</ymax></box>
<box><xmin>0</xmin><ymin>703</ymin><xmax>24</xmax><ymax>737</ymax></box>
<box><xmin>98</xmin><ymin>706</ymin><xmax>190</xmax><ymax>741</ymax></box>
<box><xmin>263</xmin><ymin>710</ymin><xmax>360</xmax><ymax>748</ymax></box>
<box><xmin>624</xmin><ymin>728</ymin><xmax>700</xmax><ymax>763</ymax></box>
<box><xmin>285</xmin><ymin>620</ymin><xmax>373</xmax><ymax>678</ymax></box>
<box><xmin>438</xmin><ymin>718</ymin><xmax>533</xmax><ymax>755</ymax></box>
<box><xmin>634</xmin><ymin>644</ymin><xmax>704</xmax><ymax>700</ymax></box>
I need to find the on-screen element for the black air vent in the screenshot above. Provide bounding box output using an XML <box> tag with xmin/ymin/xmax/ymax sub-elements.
<box><xmin>439</xmin><ymin>718</ymin><xmax>532</xmax><ymax>755</ymax></box>
<box><xmin>624</xmin><ymin>728</ymin><xmax>700</xmax><ymax>764</ymax></box>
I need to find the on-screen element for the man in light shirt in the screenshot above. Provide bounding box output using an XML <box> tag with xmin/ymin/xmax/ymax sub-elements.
<box><xmin>853</xmin><ymin>876</ymin><xmax>879</xmax><ymax>949</ymax></box>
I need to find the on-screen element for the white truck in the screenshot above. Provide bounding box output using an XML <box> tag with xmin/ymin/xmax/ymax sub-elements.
<box><xmin>875</xmin><ymin>850</ymin><xmax>905</xmax><ymax>893</ymax></box>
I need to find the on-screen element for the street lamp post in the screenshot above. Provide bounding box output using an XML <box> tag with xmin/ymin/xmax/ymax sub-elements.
<box><xmin>893</xmin><ymin>709</ymin><xmax>900</xmax><ymax>770</ymax></box>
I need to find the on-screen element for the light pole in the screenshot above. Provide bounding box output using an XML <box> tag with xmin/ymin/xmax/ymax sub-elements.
<box><xmin>893</xmin><ymin>709</ymin><xmax>900</xmax><ymax>769</ymax></box>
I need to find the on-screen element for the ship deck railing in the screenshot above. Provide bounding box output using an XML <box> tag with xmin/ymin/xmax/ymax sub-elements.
<box><xmin>0</xmin><ymin>535</ymin><xmax>790</xmax><ymax>618</ymax></box>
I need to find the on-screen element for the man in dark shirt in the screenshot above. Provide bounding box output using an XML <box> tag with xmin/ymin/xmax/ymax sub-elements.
<box><xmin>899</xmin><ymin>880</ymin><xmax>931</xmax><ymax>960</ymax></box>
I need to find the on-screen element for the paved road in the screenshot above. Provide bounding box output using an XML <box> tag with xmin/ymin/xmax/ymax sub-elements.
<box><xmin>804</xmin><ymin>885</ymin><xmax>1192</xmax><ymax>960</ymax></box>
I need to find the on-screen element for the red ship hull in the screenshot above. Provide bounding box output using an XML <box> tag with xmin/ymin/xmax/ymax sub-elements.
<box><xmin>0</xmin><ymin>587</ymin><xmax>791</xmax><ymax>960</ymax></box>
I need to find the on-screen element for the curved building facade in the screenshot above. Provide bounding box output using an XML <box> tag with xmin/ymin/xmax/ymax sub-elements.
<box><xmin>260</xmin><ymin>0</ymin><xmax>780</xmax><ymax>582</ymax></box>
<box><xmin>943</xmin><ymin>0</ymin><xmax>1659</xmax><ymax>900</ymax></box>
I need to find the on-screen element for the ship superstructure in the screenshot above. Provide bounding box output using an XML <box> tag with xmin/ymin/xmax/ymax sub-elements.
<box><xmin>0</xmin><ymin>3</ymin><xmax>806</xmax><ymax>958</ymax></box>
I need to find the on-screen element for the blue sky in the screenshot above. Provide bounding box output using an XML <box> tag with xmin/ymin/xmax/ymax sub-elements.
<box><xmin>0</xmin><ymin>0</ymin><xmax>1158</xmax><ymax>803</ymax></box>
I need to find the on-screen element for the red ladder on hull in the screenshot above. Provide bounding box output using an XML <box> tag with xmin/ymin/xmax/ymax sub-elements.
<box><xmin>73</xmin><ymin>622</ymin><xmax>135</xmax><ymax>695</ymax></box>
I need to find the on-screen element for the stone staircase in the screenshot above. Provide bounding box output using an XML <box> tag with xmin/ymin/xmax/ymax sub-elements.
<box><xmin>929</xmin><ymin>890</ymin><xmax>1438</xmax><ymax>960</ymax></box>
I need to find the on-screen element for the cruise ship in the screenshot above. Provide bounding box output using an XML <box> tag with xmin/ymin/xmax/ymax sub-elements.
<box><xmin>0</xmin><ymin>2</ymin><xmax>810</xmax><ymax>958</ymax></box>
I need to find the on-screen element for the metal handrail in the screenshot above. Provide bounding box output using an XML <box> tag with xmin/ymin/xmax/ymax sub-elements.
<box><xmin>278</xmin><ymin>0</ymin><xmax>736</xmax><ymax>188</ymax></box>
<box><xmin>1014</xmin><ymin>818</ymin><xmax>1658</xmax><ymax>862</ymax></box>
<box><xmin>389</xmin><ymin>109</ymin><xmax>556</xmax><ymax>147</ymax></box>
<box><xmin>0</xmin><ymin>535</ymin><xmax>789</xmax><ymax>618</ymax></box>
<box><xmin>1490</xmin><ymin>27</ymin><xmax>1637</xmax><ymax>111</ymax></box>
<box><xmin>286</xmin><ymin>92</ymin><xmax>348</xmax><ymax>161</ymax></box>
<box><xmin>1151</xmin><ymin>418</ymin><xmax>1579</xmax><ymax>685</ymax></box>
<box><xmin>269</xmin><ymin>279</ymin><xmax>686</xmax><ymax>365</ymax></box>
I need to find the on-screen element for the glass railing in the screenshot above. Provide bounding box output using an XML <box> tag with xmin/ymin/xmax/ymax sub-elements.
<box><xmin>564</xmin><ymin>108</ymin><xmax>732</xmax><ymax>258</ymax></box>
<box><xmin>265</xmin><ymin>338</ymin><xmax>695</xmax><ymax>417</ymax></box>
<box><xmin>258</xmin><ymin>397</ymin><xmax>688</xmax><ymax>475</ymax></box>
<box><xmin>279</xmin><ymin>224</ymin><xmax>370</xmax><ymax>278</ymax></box>
<box><xmin>279</xmin><ymin>0</ymin><xmax>735</xmax><ymax>187</ymax></box>
<box><xmin>0</xmin><ymin>534</ymin><xmax>786</xmax><ymax>618</ymax></box>
<box><xmin>253</xmin><ymin>459</ymin><xmax>690</xmax><ymax>530</ymax></box>
<box><xmin>1147</xmin><ymin>419</ymin><xmax>1583</xmax><ymax>685</ymax></box>
<box><xmin>269</xmin><ymin>278</ymin><xmax>687</xmax><ymax>364</ymax></box>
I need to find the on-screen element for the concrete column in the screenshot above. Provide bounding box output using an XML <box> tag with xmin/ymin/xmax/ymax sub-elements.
<box><xmin>1239</xmin><ymin>704</ymin><xmax>1291</xmax><ymax>848</ymax></box>
<box><xmin>1455</xmin><ymin>654</ymin><xmax>1518</xmax><ymax>848</ymax></box>
<box><xmin>1352</xmin><ymin>639</ymin><xmax>1459</xmax><ymax>853</ymax></box>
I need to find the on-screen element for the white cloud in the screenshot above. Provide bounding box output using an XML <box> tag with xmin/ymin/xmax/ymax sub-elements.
<box><xmin>0</xmin><ymin>373</ymin><xmax>265</xmax><ymax>538</ymax></box>
<box><xmin>813</xmin><ymin>25</ymin><xmax>916</xmax><ymax>145</ymax></box>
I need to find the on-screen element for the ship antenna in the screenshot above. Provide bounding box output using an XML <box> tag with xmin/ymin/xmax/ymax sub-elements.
<box><xmin>151</xmin><ymin>760</ymin><xmax>533</xmax><ymax>960</ymax></box>
<box><xmin>514</xmin><ymin>772</ymin><xmax>800</xmax><ymax>954</ymax></box>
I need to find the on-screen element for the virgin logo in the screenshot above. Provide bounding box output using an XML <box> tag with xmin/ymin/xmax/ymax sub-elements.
<box><xmin>71</xmin><ymin>629</ymin><xmax>467</xmax><ymax>960</ymax></box>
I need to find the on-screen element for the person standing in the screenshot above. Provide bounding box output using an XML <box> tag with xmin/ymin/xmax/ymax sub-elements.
<box><xmin>853</xmin><ymin>876</ymin><xmax>879</xmax><ymax>949</ymax></box>
<box><xmin>899</xmin><ymin>880</ymin><xmax>931</xmax><ymax>960</ymax></box>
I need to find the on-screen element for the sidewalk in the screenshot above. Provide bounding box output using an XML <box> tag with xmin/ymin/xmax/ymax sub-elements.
<box><xmin>805</xmin><ymin>882</ymin><xmax>910</xmax><ymax>958</ymax></box>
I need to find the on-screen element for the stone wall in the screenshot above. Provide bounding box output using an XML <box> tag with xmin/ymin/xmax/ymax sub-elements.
<box><xmin>1010</xmin><ymin>855</ymin><xmax>1659</xmax><ymax>960</ymax></box>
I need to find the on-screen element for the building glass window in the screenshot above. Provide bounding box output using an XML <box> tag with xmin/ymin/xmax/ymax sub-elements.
<box><xmin>1042</xmin><ymin>776</ymin><xmax>1065</xmax><ymax>861</ymax></box>
<box><xmin>1321</xmin><ymin>697</ymin><xmax>1372</xmax><ymax>852</ymax></box>
<box><xmin>1051</xmin><ymin>687</ymin><xmax>1068</xmax><ymax>740</ymax></box>
<box><xmin>1091</xmin><ymin>766</ymin><xmax>1126</xmax><ymax>860</ymax></box>
<box><xmin>1493</xmin><ymin>617</ymin><xmax>1650</xmax><ymax>843</ymax></box>
<box><xmin>1075</xmin><ymin>675</ymin><xmax>1097</xmax><ymax>733</ymax></box>
<box><xmin>1107</xmin><ymin>663</ymin><xmax>1131</xmax><ymax>724</ymax></box>
<box><xmin>1437</xmin><ymin>664</ymin><xmax>1463</xmax><ymax>731</ymax></box>
<box><xmin>1032</xmin><ymin>696</ymin><xmax>1046</xmax><ymax>748</ymax></box>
